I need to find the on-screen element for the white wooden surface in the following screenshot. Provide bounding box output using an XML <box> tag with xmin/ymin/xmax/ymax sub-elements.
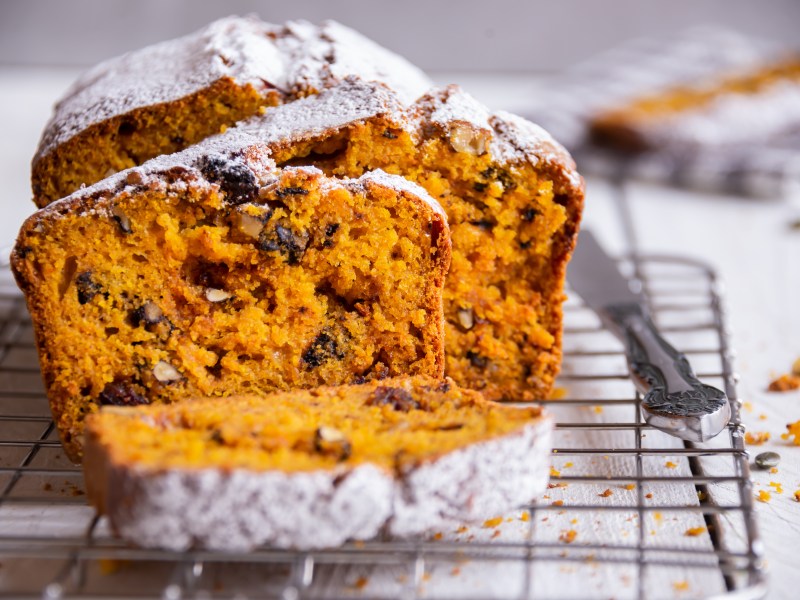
<box><xmin>0</xmin><ymin>68</ymin><xmax>798</xmax><ymax>598</ymax></box>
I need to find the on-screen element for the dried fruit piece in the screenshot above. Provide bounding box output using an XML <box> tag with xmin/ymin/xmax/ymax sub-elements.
<box><xmin>75</xmin><ymin>271</ymin><xmax>103</xmax><ymax>305</ymax></box>
<box><xmin>98</xmin><ymin>381</ymin><xmax>149</xmax><ymax>407</ymax></box>
<box><xmin>313</xmin><ymin>426</ymin><xmax>351</xmax><ymax>461</ymax></box>
<box><xmin>301</xmin><ymin>331</ymin><xmax>344</xmax><ymax>368</ymax></box>
<box><xmin>153</xmin><ymin>360</ymin><xmax>182</xmax><ymax>383</ymax></box>
<box><xmin>466</xmin><ymin>350</ymin><xmax>488</xmax><ymax>369</ymax></box>
<box><xmin>259</xmin><ymin>224</ymin><xmax>310</xmax><ymax>265</ymax></box>
<box><xmin>368</xmin><ymin>386</ymin><xmax>420</xmax><ymax>412</ymax></box>
<box><xmin>199</xmin><ymin>155</ymin><xmax>259</xmax><ymax>205</ymax></box>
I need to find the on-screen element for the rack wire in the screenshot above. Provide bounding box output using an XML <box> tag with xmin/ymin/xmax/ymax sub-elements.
<box><xmin>0</xmin><ymin>247</ymin><xmax>765</xmax><ymax>598</ymax></box>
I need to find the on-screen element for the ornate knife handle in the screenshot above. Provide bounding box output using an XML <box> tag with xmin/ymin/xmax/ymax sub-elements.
<box><xmin>603</xmin><ymin>303</ymin><xmax>730</xmax><ymax>442</ymax></box>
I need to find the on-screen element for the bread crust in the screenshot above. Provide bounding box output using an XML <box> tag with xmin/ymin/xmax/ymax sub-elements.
<box><xmin>31</xmin><ymin>16</ymin><xmax>432</xmax><ymax>207</ymax></box>
<box><xmin>83</xmin><ymin>379</ymin><xmax>553</xmax><ymax>551</ymax></box>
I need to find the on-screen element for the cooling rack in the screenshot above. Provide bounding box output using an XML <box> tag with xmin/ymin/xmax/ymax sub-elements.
<box><xmin>0</xmin><ymin>248</ymin><xmax>765</xmax><ymax>599</ymax></box>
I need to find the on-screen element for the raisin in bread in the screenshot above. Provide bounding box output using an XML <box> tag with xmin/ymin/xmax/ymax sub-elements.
<box><xmin>234</xmin><ymin>78</ymin><xmax>584</xmax><ymax>403</ymax></box>
<box><xmin>32</xmin><ymin>15</ymin><xmax>431</xmax><ymax>207</ymax></box>
<box><xmin>83</xmin><ymin>376</ymin><xmax>553</xmax><ymax>551</ymax></box>
<box><xmin>13</xmin><ymin>131</ymin><xmax>450</xmax><ymax>462</ymax></box>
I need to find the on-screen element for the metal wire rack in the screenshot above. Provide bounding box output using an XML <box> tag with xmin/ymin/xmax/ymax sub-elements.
<box><xmin>0</xmin><ymin>247</ymin><xmax>765</xmax><ymax>599</ymax></box>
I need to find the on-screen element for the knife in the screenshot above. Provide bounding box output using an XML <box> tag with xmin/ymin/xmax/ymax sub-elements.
<box><xmin>566</xmin><ymin>230</ymin><xmax>731</xmax><ymax>442</ymax></box>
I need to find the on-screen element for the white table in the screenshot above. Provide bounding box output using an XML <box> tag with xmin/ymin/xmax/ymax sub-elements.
<box><xmin>0</xmin><ymin>68</ymin><xmax>798</xmax><ymax>598</ymax></box>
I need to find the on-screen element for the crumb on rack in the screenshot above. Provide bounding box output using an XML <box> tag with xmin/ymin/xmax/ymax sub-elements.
<box><xmin>768</xmin><ymin>374</ymin><xmax>800</xmax><ymax>392</ymax></box>
<box><xmin>552</xmin><ymin>500</ymin><xmax>564</xmax><ymax>507</ymax></box>
<box><xmin>599</xmin><ymin>488</ymin><xmax>613</xmax><ymax>497</ymax></box>
<box><xmin>482</xmin><ymin>516</ymin><xmax>503</xmax><ymax>528</ymax></box>
<box><xmin>432</xmin><ymin>532</ymin><xmax>443</xmax><ymax>540</ymax></box>
<box><xmin>623</xmin><ymin>483</ymin><xmax>636</xmax><ymax>491</ymax></box>
<box><xmin>563</xmin><ymin>462</ymin><xmax>573</xmax><ymax>468</ymax></box>
<box><xmin>665</xmin><ymin>461</ymin><xmax>678</xmax><ymax>469</ymax></box>
<box><xmin>559</xmin><ymin>529</ymin><xmax>577</xmax><ymax>544</ymax></box>
<box><xmin>549</xmin><ymin>387</ymin><xmax>567</xmax><ymax>400</ymax></box>
<box><xmin>354</xmin><ymin>576</ymin><xmax>368</xmax><ymax>590</ymax></box>
<box><xmin>593</xmin><ymin>406</ymin><xmax>603</xmax><ymax>414</ymax></box>
<box><xmin>756</xmin><ymin>490</ymin><xmax>771</xmax><ymax>503</ymax></box>
<box><xmin>520</xmin><ymin>511</ymin><xmax>530</xmax><ymax>522</ymax></box>
<box><xmin>673</xmin><ymin>581</ymin><xmax>690</xmax><ymax>592</ymax></box>
<box><xmin>685</xmin><ymin>526</ymin><xmax>707</xmax><ymax>537</ymax></box>
<box><xmin>768</xmin><ymin>481</ymin><xmax>783</xmax><ymax>494</ymax></box>
<box><xmin>456</xmin><ymin>525</ymin><xmax>469</xmax><ymax>534</ymax></box>
<box><xmin>794</xmin><ymin>490</ymin><xmax>800</xmax><ymax>502</ymax></box>
<box><xmin>645</xmin><ymin>492</ymin><xmax>654</xmax><ymax>499</ymax></box>
<box><xmin>782</xmin><ymin>421</ymin><xmax>800</xmax><ymax>445</ymax></box>
<box><xmin>550</xmin><ymin>466</ymin><xmax>561</xmax><ymax>477</ymax></box>
<box><xmin>745</xmin><ymin>431</ymin><xmax>771</xmax><ymax>445</ymax></box>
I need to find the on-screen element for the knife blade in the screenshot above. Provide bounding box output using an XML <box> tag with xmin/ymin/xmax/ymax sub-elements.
<box><xmin>566</xmin><ymin>230</ymin><xmax>730</xmax><ymax>442</ymax></box>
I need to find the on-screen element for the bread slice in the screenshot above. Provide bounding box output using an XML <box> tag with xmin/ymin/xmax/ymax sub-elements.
<box><xmin>31</xmin><ymin>15</ymin><xmax>431</xmax><ymax>207</ymax></box>
<box><xmin>13</xmin><ymin>133</ymin><xmax>450</xmax><ymax>462</ymax></box>
<box><xmin>239</xmin><ymin>78</ymin><xmax>584</xmax><ymax>403</ymax></box>
<box><xmin>83</xmin><ymin>376</ymin><xmax>553</xmax><ymax>551</ymax></box>
<box><xmin>589</xmin><ymin>56</ymin><xmax>800</xmax><ymax>152</ymax></box>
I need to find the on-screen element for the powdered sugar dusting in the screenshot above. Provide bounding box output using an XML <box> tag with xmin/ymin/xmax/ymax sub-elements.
<box><xmin>491</xmin><ymin>110</ymin><xmax>582</xmax><ymax>189</ymax></box>
<box><xmin>238</xmin><ymin>78</ymin><xmax>404</xmax><ymax>145</ymax></box>
<box><xmin>35</xmin><ymin>15</ymin><xmax>431</xmax><ymax>162</ymax></box>
<box><xmin>56</xmin><ymin>129</ymin><xmax>272</xmax><ymax>207</ymax></box>
<box><xmin>359</xmin><ymin>169</ymin><xmax>448</xmax><ymax>222</ymax></box>
<box><xmin>428</xmin><ymin>85</ymin><xmax>493</xmax><ymax>132</ymax></box>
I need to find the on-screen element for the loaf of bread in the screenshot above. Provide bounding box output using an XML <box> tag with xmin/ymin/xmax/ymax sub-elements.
<box><xmin>23</xmin><ymin>17</ymin><xmax>583</xmax><ymax>453</ymax></box>
<box><xmin>13</xmin><ymin>131</ymin><xmax>451</xmax><ymax>462</ymax></box>
<box><xmin>31</xmin><ymin>15</ymin><xmax>431</xmax><ymax>207</ymax></box>
<box><xmin>83</xmin><ymin>376</ymin><xmax>553</xmax><ymax>551</ymax></box>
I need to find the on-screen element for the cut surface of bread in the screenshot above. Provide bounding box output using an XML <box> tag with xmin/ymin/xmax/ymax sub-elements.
<box><xmin>13</xmin><ymin>135</ymin><xmax>450</xmax><ymax>461</ymax></box>
<box><xmin>239</xmin><ymin>79</ymin><xmax>584</xmax><ymax>402</ymax></box>
<box><xmin>31</xmin><ymin>16</ymin><xmax>431</xmax><ymax>207</ymax></box>
<box><xmin>83</xmin><ymin>376</ymin><xmax>553</xmax><ymax>551</ymax></box>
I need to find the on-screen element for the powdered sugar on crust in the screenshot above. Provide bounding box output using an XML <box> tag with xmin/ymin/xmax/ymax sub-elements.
<box><xmin>92</xmin><ymin>416</ymin><xmax>552</xmax><ymax>551</ymax></box>
<box><xmin>412</xmin><ymin>85</ymin><xmax>581</xmax><ymax>192</ymax></box>
<box><xmin>490</xmin><ymin>111</ymin><xmax>583</xmax><ymax>191</ymax></box>
<box><xmin>105</xmin><ymin>462</ymin><xmax>394</xmax><ymax>551</ymax></box>
<box><xmin>50</xmin><ymin>130</ymin><xmax>273</xmax><ymax>208</ymax></box>
<box><xmin>237</xmin><ymin>78</ymin><xmax>404</xmax><ymax>146</ymax></box>
<box><xmin>428</xmin><ymin>85</ymin><xmax>493</xmax><ymax>133</ymax></box>
<box><xmin>35</xmin><ymin>15</ymin><xmax>431</xmax><ymax>162</ymax></box>
<box><xmin>39</xmin><ymin>78</ymin><xmax>580</xmax><ymax>221</ymax></box>
<box><xmin>358</xmin><ymin>169</ymin><xmax>448</xmax><ymax>223</ymax></box>
<box><xmin>390</xmin><ymin>416</ymin><xmax>553</xmax><ymax>536</ymax></box>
